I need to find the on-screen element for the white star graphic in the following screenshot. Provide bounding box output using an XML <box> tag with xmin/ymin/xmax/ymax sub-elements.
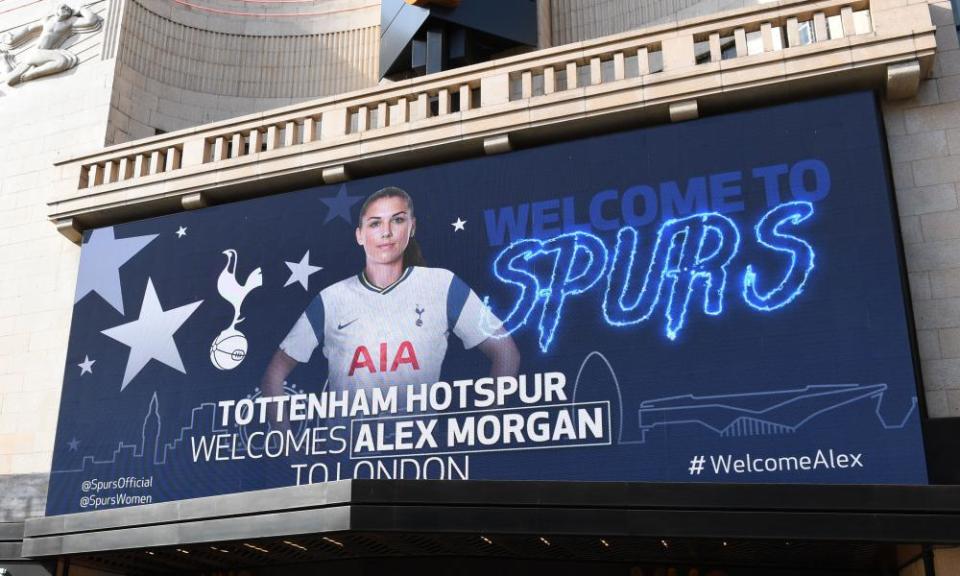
<box><xmin>67</xmin><ymin>437</ymin><xmax>80</xmax><ymax>451</ymax></box>
<box><xmin>175</xmin><ymin>226</ymin><xmax>188</xmax><ymax>238</ymax></box>
<box><xmin>284</xmin><ymin>250</ymin><xmax>323</xmax><ymax>290</ymax></box>
<box><xmin>101</xmin><ymin>278</ymin><xmax>203</xmax><ymax>391</ymax></box>
<box><xmin>452</xmin><ymin>217</ymin><xmax>467</xmax><ymax>232</ymax></box>
<box><xmin>77</xmin><ymin>355</ymin><xmax>95</xmax><ymax>375</ymax></box>
<box><xmin>75</xmin><ymin>227</ymin><xmax>158</xmax><ymax>314</ymax></box>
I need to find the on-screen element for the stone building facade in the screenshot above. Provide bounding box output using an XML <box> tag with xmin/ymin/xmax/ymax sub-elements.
<box><xmin>1</xmin><ymin>0</ymin><xmax>959</xmax><ymax>572</ymax></box>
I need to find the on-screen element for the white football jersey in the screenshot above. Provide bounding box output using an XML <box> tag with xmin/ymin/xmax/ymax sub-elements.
<box><xmin>280</xmin><ymin>267</ymin><xmax>495</xmax><ymax>389</ymax></box>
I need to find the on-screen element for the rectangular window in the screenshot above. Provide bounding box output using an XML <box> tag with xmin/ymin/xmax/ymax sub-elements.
<box><xmin>601</xmin><ymin>58</ymin><xmax>616</xmax><ymax>81</ymax></box>
<box><xmin>746</xmin><ymin>30</ymin><xmax>764</xmax><ymax>55</ymax></box>
<box><xmin>853</xmin><ymin>10</ymin><xmax>872</xmax><ymax>35</ymax></box>
<box><xmin>694</xmin><ymin>39</ymin><xmax>712</xmax><ymax>64</ymax></box>
<box><xmin>555</xmin><ymin>68</ymin><xmax>568</xmax><ymax>91</ymax></box>
<box><xmin>509</xmin><ymin>75</ymin><xmax>522</xmax><ymax>101</ymax></box>
<box><xmin>577</xmin><ymin>63</ymin><xmax>591</xmax><ymax>87</ymax></box>
<box><xmin>648</xmin><ymin>49</ymin><xmax>664</xmax><ymax>73</ymax></box>
<box><xmin>624</xmin><ymin>54</ymin><xmax>640</xmax><ymax>78</ymax></box>
<box><xmin>720</xmin><ymin>34</ymin><xmax>737</xmax><ymax>59</ymax></box>
<box><xmin>827</xmin><ymin>14</ymin><xmax>844</xmax><ymax>39</ymax></box>
<box><xmin>533</xmin><ymin>72</ymin><xmax>545</xmax><ymax>96</ymax></box>
<box><xmin>797</xmin><ymin>20</ymin><xmax>816</xmax><ymax>45</ymax></box>
<box><xmin>771</xmin><ymin>26</ymin><xmax>784</xmax><ymax>51</ymax></box>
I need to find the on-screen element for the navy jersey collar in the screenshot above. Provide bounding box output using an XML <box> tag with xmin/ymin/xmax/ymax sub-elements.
<box><xmin>358</xmin><ymin>266</ymin><xmax>414</xmax><ymax>294</ymax></box>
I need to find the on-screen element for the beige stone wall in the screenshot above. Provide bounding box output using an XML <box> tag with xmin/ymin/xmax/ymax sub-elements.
<box><xmin>107</xmin><ymin>0</ymin><xmax>380</xmax><ymax>142</ymax></box>
<box><xmin>549</xmin><ymin>0</ymin><xmax>758</xmax><ymax>45</ymax></box>
<box><xmin>0</xmin><ymin>0</ymin><xmax>113</xmax><ymax>499</ymax></box>
<box><xmin>0</xmin><ymin>0</ymin><xmax>384</xmax><ymax>519</ymax></box>
<box><xmin>118</xmin><ymin>0</ymin><xmax>379</xmax><ymax>100</ymax></box>
<box><xmin>883</xmin><ymin>0</ymin><xmax>960</xmax><ymax>417</ymax></box>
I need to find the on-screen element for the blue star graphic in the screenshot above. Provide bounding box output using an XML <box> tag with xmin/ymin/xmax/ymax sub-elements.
<box><xmin>67</xmin><ymin>437</ymin><xmax>80</xmax><ymax>451</ymax></box>
<box><xmin>321</xmin><ymin>184</ymin><xmax>362</xmax><ymax>225</ymax></box>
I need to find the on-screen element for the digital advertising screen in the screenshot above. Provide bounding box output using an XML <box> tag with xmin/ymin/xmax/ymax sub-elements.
<box><xmin>47</xmin><ymin>91</ymin><xmax>928</xmax><ymax>515</ymax></box>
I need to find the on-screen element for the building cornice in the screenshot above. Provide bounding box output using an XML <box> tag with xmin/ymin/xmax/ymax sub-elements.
<box><xmin>47</xmin><ymin>0</ymin><xmax>937</xmax><ymax>242</ymax></box>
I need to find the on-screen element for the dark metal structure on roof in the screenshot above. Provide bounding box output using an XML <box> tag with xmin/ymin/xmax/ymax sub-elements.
<box><xmin>379</xmin><ymin>0</ymin><xmax>538</xmax><ymax>79</ymax></box>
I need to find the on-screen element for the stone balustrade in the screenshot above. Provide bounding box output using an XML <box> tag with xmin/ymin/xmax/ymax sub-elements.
<box><xmin>49</xmin><ymin>0</ymin><xmax>937</xmax><ymax>241</ymax></box>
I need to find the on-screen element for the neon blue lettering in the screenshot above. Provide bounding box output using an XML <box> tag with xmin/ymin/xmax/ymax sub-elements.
<box><xmin>603</xmin><ymin>212</ymin><xmax>739</xmax><ymax>340</ymax></box>
<box><xmin>489</xmin><ymin>238</ymin><xmax>543</xmax><ymax>333</ymax></box>
<box><xmin>537</xmin><ymin>232</ymin><xmax>608</xmax><ymax>351</ymax></box>
<box><xmin>487</xmin><ymin>202</ymin><xmax>816</xmax><ymax>351</ymax></box>
<box><xmin>742</xmin><ymin>201</ymin><xmax>816</xmax><ymax>311</ymax></box>
<box><xmin>487</xmin><ymin>233</ymin><xmax>607</xmax><ymax>352</ymax></box>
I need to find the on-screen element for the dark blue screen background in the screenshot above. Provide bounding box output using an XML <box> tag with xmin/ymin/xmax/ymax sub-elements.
<box><xmin>46</xmin><ymin>91</ymin><xmax>928</xmax><ymax>516</ymax></box>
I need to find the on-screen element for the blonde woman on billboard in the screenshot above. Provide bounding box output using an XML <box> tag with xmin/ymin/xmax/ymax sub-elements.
<box><xmin>262</xmin><ymin>186</ymin><xmax>520</xmax><ymax>402</ymax></box>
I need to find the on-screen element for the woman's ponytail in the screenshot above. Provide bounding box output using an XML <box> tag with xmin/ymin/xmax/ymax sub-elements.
<box><xmin>403</xmin><ymin>236</ymin><xmax>427</xmax><ymax>268</ymax></box>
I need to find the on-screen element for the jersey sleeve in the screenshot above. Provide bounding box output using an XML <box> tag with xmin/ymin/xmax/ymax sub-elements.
<box><xmin>447</xmin><ymin>274</ymin><xmax>500</xmax><ymax>350</ymax></box>
<box><xmin>278</xmin><ymin>296</ymin><xmax>325</xmax><ymax>363</ymax></box>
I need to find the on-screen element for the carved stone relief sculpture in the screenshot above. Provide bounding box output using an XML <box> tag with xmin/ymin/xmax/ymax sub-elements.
<box><xmin>0</xmin><ymin>3</ymin><xmax>102</xmax><ymax>86</ymax></box>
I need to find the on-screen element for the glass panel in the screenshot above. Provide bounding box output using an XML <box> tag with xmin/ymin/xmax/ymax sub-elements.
<box><xmin>798</xmin><ymin>20</ymin><xmax>816</xmax><ymax>45</ymax></box>
<box><xmin>771</xmin><ymin>26</ymin><xmax>784</xmax><ymax>51</ymax></box>
<box><xmin>533</xmin><ymin>73</ymin><xmax>545</xmax><ymax>96</ymax></box>
<box><xmin>555</xmin><ymin>68</ymin><xmax>568</xmax><ymax>91</ymax></box>
<box><xmin>746</xmin><ymin>30</ymin><xmax>764</xmax><ymax>55</ymax></box>
<box><xmin>624</xmin><ymin>54</ymin><xmax>640</xmax><ymax>78</ymax></box>
<box><xmin>694</xmin><ymin>39</ymin><xmax>711</xmax><ymax>64</ymax></box>
<box><xmin>509</xmin><ymin>75</ymin><xmax>522</xmax><ymax>101</ymax></box>
<box><xmin>827</xmin><ymin>14</ymin><xmax>844</xmax><ymax>39</ymax></box>
<box><xmin>648</xmin><ymin>50</ymin><xmax>663</xmax><ymax>73</ymax></box>
<box><xmin>853</xmin><ymin>10</ymin><xmax>872</xmax><ymax>35</ymax></box>
<box><xmin>720</xmin><ymin>35</ymin><xmax>737</xmax><ymax>59</ymax></box>
<box><xmin>601</xmin><ymin>59</ymin><xmax>616</xmax><ymax>82</ymax></box>
<box><xmin>577</xmin><ymin>63</ymin><xmax>591</xmax><ymax>87</ymax></box>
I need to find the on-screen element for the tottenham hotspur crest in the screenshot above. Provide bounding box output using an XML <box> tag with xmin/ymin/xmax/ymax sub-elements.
<box><xmin>210</xmin><ymin>249</ymin><xmax>263</xmax><ymax>370</ymax></box>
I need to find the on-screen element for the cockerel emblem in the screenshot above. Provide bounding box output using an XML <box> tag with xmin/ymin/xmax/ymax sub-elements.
<box><xmin>210</xmin><ymin>249</ymin><xmax>263</xmax><ymax>370</ymax></box>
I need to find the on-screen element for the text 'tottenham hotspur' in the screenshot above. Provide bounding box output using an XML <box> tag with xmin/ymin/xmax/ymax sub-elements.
<box><xmin>191</xmin><ymin>373</ymin><xmax>611</xmax><ymax>464</ymax></box>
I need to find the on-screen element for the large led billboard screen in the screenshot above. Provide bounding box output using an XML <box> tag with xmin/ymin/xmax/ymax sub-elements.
<box><xmin>47</xmin><ymin>91</ymin><xmax>927</xmax><ymax>515</ymax></box>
